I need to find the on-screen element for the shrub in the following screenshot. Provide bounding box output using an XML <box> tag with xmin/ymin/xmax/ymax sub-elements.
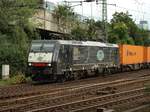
<box><xmin>8</xmin><ymin>73</ymin><xmax>27</xmax><ymax>84</ymax></box>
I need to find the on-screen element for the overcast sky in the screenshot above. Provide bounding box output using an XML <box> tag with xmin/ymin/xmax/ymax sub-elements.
<box><xmin>47</xmin><ymin>0</ymin><xmax>150</xmax><ymax>25</ymax></box>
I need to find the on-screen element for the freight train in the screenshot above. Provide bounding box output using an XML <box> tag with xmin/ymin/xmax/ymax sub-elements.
<box><xmin>27</xmin><ymin>40</ymin><xmax>150</xmax><ymax>82</ymax></box>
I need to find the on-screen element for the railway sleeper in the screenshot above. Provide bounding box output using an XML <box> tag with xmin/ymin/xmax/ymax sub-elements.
<box><xmin>0</xmin><ymin>78</ymin><xmax>149</xmax><ymax>112</ymax></box>
<box><xmin>0</xmin><ymin>88</ymin><xmax>143</xmax><ymax>111</ymax></box>
<box><xmin>63</xmin><ymin>94</ymin><xmax>148</xmax><ymax>112</ymax></box>
<box><xmin>27</xmin><ymin>88</ymin><xmax>145</xmax><ymax>112</ymax></box>
<box><xmin>1</xmin><ymin>88</ymin><xmax>145</xmax><ymax>112</ymax></box>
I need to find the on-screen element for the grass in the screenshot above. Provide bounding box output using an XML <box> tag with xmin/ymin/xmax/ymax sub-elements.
<box><xmin>0</xmin><ymin>79</ymin><xmax>10</xmax><ymax>86</ymax></box>
<box><xmin>0</xmin><ymin>73</ymin><xmax>28</xmax><ymax>86</ymax></box>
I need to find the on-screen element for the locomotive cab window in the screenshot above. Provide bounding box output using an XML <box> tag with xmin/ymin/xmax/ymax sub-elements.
<box><xmin>43</xmin><ymin>43</ymin><xmax>54</xmax><ymax>52</ymax></box>
<box><xmin>31</xmin><ymin>43</ymin><xmax>54</xmax><ymax>52</ymax></box>
<box><xmin>30</xmin><ymin>43</ymin><xmax>42</xmax><ymax>52</ymax></box>
<box><xmin>28</xmin><ymin>42</ymin><xmax>55</xmax><ymax>64</ymax></box>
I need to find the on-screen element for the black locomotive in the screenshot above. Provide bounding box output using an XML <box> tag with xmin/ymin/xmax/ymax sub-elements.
<box><xmin>28</xmin><ymin>40</ymin><xmax>119</xmax><ymax>82</ymax></box>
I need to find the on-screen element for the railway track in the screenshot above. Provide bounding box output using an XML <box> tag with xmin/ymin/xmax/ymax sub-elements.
<box><xmin>119</xmin><ymin>104</ymin><xmax>150</xmax><ymax>112</ymax></box>
<box><xmin>28</xmin><ymin>88</ymin><xmax>149</xmax><ymax>112</ymax></box>
<box><xmin>0</xmin><ymin>78</ymin><xmax>135</xmax><ymax>104</ymax></box>
<box><xmin>0</xmin><ymin>69</ymin><xmax>149</xmax><ymax>100</ymax></box>
<box><xmin>70</xmin><ymin>94</ymin><xmax>149</xmax><ymax>112</ymax></box>
<box><xmin>0</xmin><ymin>73</ymin><xmax>150</xmax><ymax>112</ymax></box>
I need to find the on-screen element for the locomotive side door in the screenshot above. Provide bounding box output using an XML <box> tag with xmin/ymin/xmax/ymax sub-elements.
<box><xmin>57</xmin><ymin>45</ymin><xmax>72</xmax><ymax>74</ymax></box>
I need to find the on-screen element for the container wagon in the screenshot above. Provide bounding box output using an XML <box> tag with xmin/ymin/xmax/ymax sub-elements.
<box><xmin>119</xmin><ymin>44</ymin><xmax>145</xmax><ymax>70</ymax></box>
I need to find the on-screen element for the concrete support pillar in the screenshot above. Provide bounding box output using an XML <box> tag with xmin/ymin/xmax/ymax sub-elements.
<box><xmin>2</xmin><ymin>65</ymin><xmax>9</xmax><ymax>79</ymax></box>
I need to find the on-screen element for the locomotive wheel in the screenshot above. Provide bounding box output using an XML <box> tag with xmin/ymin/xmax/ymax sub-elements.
<box><xmin>107</xmin><ymin>69</ymin><xmax>112</xmax><ymax>75</ymax></box>
<box><xmin>73</xmin><ymin>72</ymin><xmax>80</xmax><ymax>80</ymax></box>
<box><xmin>65</xmin><ymin>72</ymin><xmax>71</xmax><ymax>80</ymax></box>
<box><xmin>94</xmin><ymin>69</ymin><xmax>99</xmax><ymax>76</ymax></box>
<box><xmin>102</xmin><ymin>68</ymin><xmax>112</xmax><ymax>75</ymax></box>
<box><xmin>110</xmin><ymin>68</ymin><xmax>117</xmax><ymax>74</ymax></box>
<box><xmin>57</xmin><ymin>75</ymin><xmax>66</xmax><ymax>83</ymax></box>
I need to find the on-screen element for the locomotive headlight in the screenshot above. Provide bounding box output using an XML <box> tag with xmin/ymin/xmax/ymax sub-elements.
<box><xmin>48</xmin><ymin>63</ymin><xmax>51</xmax><ymax>66</ymax></box>
<box><xmin>28</xmin><ymin>63</ymin><xmax>32</xmax><ymax>66</ymax></box>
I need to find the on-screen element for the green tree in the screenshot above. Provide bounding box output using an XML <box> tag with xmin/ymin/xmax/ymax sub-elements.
<box><xmin>110</xmin><ymin>12</ymin><xmax>138</xmax><ymax>38</ymax></box>
<box><xmin>134</xmin><ymin>29</ymin><xmax>149</xmax><ymax>45</ymax></box>
<box><xmin>71</xmin><ymin>19</ymin><xmax>104</xmax><ymax>41</ymax></box>
<box><xmin>85</xmin><ymin>19</ymin><xmax>98</xmax><ymax>40</ymax></box>
<box><xmin>109</xmin><ymin>12</ymin><xmax>149</xmax><ymax>45</ymax></box>
<box><xmin>71</xmin><ymin>24</ymin><xmax>88</xmax><ymax>40</ymax></box>
<box><xmin>53</xmin><ymin>4</ymin><xmax>106</xmax><ymax>41</ymax></box>
<box><xmin>0</xmin><ymin>0</ymin><xmax>39</xmax><ymax>75</ymax></box>
<box><xmin>108</xmin><ymin>22</ymin><xmax>134</xmax><ymax>44</ymax></box>
<box><xmin>53</xmin><ymin>4</ymin><xmax>77</xmax><ymax>33</ymax></box>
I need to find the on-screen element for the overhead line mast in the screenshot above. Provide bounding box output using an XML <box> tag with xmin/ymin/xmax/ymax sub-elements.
<box><xmin>97</xmin><ymin>0</ymin><xmax>115</xmax><ymax>42</ymax></box>
<box><xmin>85</xmin><ymin>0</ymin><xmax>108</xmax><ymax>42</ymax></box>
<box><xmin>102</xmin><ymin>0</ymin><xmax>108</xmax><ymax>42</ymax></box>
<box><xmin>96</xmin><ymin>0</ymin><xmax>108</xmax><ymax>42</ymax></box>
<box><xmin>64</xmin><ymin>0</ymin><xmax>108</xmax><ymax>42</ymax></box>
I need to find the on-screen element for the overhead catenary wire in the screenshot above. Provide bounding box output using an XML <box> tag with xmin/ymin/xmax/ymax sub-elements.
<box><xmin>107</xmin><ymin>3</ymin><xmax>150</xmax><ymax>18</ymax></box>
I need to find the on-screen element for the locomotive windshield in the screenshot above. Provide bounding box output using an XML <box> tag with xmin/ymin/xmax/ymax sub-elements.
<box><xmin>31</xmin><ymin>43</ymin><xmax>54</xmax><ymax>52</ymax></box>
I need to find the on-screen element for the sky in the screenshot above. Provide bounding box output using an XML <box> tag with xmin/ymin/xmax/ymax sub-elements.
<box><xmin>46</xmin><ymin>0</ymin><xmax>150</xmax><ymax>26</ymax></box>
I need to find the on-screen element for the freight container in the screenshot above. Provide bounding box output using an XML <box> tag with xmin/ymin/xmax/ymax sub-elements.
<box><xmin>144</xmin><ymin>47</ymin><xmax>147</xmax><ymax>63</ymax></box>
<box><xmin>119</xmin><ymin>44</ymin><xmax>144</xmax><ymax>65</ymax></box>
<box><xmin>145</xmin><ymin>47</ymin><xmax>150</xmax><ymax>63</ymax></box>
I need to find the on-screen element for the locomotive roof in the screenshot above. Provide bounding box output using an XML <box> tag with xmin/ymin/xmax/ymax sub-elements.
<box><xmin>32</xmin><ymin>40</ymin><xmax>118</xmax><ymax>48</ymax></box>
